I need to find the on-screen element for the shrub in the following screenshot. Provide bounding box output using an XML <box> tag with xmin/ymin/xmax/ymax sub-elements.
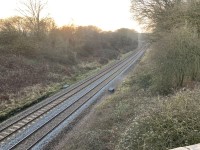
<box><xmin>12</xmin><ymin>37</ymin><xmax>36</xmax><ymax>57</ymax></box>
<box><xmin>136</xmin><ymin>73</ymin><xmax>152</xmax><ymax>91</ymax></box>
<box><xmin>151</xmin><ymin>26</ymin><xmax>200</xmax><ymax>94</ymax></box>
<box><xmin>99</xmin><ymin>57</ymin><xmax>108</xmax><ymax>65</ymax></box>
<box><xmin>117</xmin><ymin>88</ymin><xmax>200</xmax><ymax>150</ymax></box>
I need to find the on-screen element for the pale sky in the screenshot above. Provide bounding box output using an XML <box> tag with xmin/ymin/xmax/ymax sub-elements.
<box><xmin>0</xmin><ymin>0</ymin><xmax>141</xmax><ymax>32</ymax></box>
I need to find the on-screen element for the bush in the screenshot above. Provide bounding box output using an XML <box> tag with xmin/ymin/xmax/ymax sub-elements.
<box><xmin>12</xmin><ymin>37</ymin><xmax>37</xmax><ymax>57</ymax></box>
<box><xmin>117</xmin><ymin>88</ymin><xmax>200</xmax><ymax>150</ymax></box>
<box><xmin>99</xmin><ymin>57</ymin><xmax>108</xmax><ymax>65</ymax></box>
<box><xmin>0</xmin><ymin>31</ymin><xmax>19</xmax><ymax>45</ymax></box>
<box><xmin>151</xmin><ymin>26</ymin><xmax>200</xmax><ymax>94</ymax></box>
<box><xmin>137</xmin><ymin>73</ymin><xmax>152</xmax><ymax>91</ymax></box>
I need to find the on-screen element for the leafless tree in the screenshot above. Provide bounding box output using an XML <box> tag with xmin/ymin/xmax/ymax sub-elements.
<box><xmin>17</xmin><ymin>0</ymin><xmax>48</xmax><ymax>38</ymax></box>
<box><xmin>130</xmin><ymin>0</ymin><xmax>184</xmax><ymax>31</ymax></box>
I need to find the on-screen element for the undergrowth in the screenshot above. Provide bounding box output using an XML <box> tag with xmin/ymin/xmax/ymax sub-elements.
<box><xmin>117</xmin><ymin>88</ymin><xmax>200</xmax><ymax>150</ymax></box>
<box><xmin>62</xmin><ymin>51</ymin><xmax>200</xmax><ymax>150</ymax></box>
<box><xmin>0</xmin><ymin>52</ymin><xmax>129</xmax><ymax>123</ymax></box>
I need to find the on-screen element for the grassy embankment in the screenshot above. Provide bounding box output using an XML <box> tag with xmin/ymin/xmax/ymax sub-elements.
<box><xmin>0</xmin><ymin>50</ymin><xmax>135</xmax><ymax>123</ymax></box>
<box><xmin>62</xmin><ymin>50</ymin><xmax>200</xmax><ymax>150</ymax></box>
<box><xmin>0</xmin><ymin>19</ymin><xmax>138</xmax><ymax>122</ymax></box>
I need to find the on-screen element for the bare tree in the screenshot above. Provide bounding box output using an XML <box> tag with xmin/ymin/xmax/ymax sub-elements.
<box><xmin>130</xmin><ymin>0</ymin><xmax>184</xmax><ymax>31</ymax></box>
<box><xmin>17</xmin><ymin>0</ymin><xmax>48</xmax><ymax>38</ymax></box>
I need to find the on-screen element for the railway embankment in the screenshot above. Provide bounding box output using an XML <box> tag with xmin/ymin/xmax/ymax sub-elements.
<box><xmin>0</xmin><ymin>47</ymin><xmax>145</xmax><ymax>149</ymax></box>
<box><xmin>55</xmin><ymin>50</ymin><xmax>200</xmax><ymax>150</ymax></box>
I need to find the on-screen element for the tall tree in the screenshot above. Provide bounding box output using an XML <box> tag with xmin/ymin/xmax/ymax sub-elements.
<box><xmin>130</xmin><ymin>0</ymin><xmax>184</xmax><ymax>31</ymax></box>
<box><xmin>17</xmin><ymin>0</ymin><xmax>47</xmax><ymax>39</ymax></box>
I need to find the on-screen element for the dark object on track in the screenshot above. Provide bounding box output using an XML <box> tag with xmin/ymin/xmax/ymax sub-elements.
<box><xmin>108</xmin><ymin>87</ymin><xmax>115</xmax><ymax>93</ymax></box>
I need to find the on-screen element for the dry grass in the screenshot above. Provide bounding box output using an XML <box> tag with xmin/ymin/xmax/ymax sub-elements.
<box><xmin>0</xmin><ymin>53</ymin><xmax>72</xmax><ymax>121</ymax></box>
<box><xmin>117</xmin><ymin>87</ymin><xmax>200</xmax><ymax>150</ymax></box>
<box><xmin>0</xmin><ymin>53</ymin><xmax>103</xmax><ymax>122</ymax></box>
<box><xmin>61</xmin><ymin>53</ymin><xmax>200</xmax><ymax>150</ymax></box>
<box><xmin>62</xmin><ymin>68</ymin><xmax>155</xmax><ymax>150</ymax></box>
<box><xmin>0</xmin><ymin>50</ymin><xmax>131</xmax><ymax>122</ymax></box>
<box><xmin>0</xmin><ymin>83</ymin><xmax>60</xmax><ymax>121</ymax></box>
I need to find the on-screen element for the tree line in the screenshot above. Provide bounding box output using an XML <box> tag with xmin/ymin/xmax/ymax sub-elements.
<box><xmin>0</xmin><ymin>0</ymin><xmax>138</xmax><ymax>65</ymax></box>
<box><xmin>0</xmin><ymin>16</ymin><xmax>138</xmax><ymax>65</ymax></box>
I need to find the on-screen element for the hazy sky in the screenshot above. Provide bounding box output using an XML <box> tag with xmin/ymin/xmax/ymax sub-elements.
<box><xmin>0</xmin><ymin>0</ymin><xmax>141</xmax><ymax>32</ymax></box>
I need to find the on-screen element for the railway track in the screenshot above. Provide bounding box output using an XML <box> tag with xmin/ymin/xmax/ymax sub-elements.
<box><xmin>0</xmin><ymin>47</ymin><xmax>146</xmax><ymax>150</ymax></box>
<box><xmin>0</xmin><ymin>50</ymin><xmax>134</xmax><ymax>143</ymax></box>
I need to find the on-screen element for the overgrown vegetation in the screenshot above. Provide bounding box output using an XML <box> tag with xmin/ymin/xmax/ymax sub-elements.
<box><xmin>0</xmin><ymin>0</ymin><xmax>138</xmax><ymax>121</ymax></box>
<box><xmin>118</xmin><ymin>89</ymin><xmax>200</xmax><ymax>150</ymax></box>
<box><xmin>117</xmin><ymin>53</ymin><xmax>200</xmax><ymax>150</ymax></box>
<box><xmin>60</xmin><ymin>53</ymin><xmax>200</xmax><ymax>150</ymax></box>
<box><xmin>57</xmin><ymin>1</ymin><xmax>200</xmax><ymax>149</ymax></box>
<box><xmin>131</xmin><ymin>0</ymin><xmax>200</xmax><ymax>94</ymax></box>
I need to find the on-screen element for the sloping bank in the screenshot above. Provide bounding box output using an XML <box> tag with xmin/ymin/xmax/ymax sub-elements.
<box><xmin>0</xmin><ymin>56</ymin><xmax>117</xmax><ymax>123</ymax></box>
<box><xmin>58</xmin><ymin>51</ymin><xmax>200</xmax><ymax>150</ymax></box>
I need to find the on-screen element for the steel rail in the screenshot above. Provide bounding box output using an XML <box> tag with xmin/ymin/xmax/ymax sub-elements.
<box><xmin>6</xmin><ymin>50</ymin><xmax>144</xmax><ymax>150</ymax></box>
<box><xmin>28</xmin><ymin>50</ymin><xmax>145</xmax><ymax>150</ymax></box>
<box><xmin>0</xmin><ymin>50</ymin><xmax>136</xmax><ymax>143</ymax></box>
<box><xmin>0</xmin><ymin>48</ymin><xmax>145</xmax><ymax>147</ymax></box>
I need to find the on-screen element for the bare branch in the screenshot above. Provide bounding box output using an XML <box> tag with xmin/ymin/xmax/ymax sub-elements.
<box><xmin>17</xmin><ymin>0</ymin><xmax>48</xmax><ymax>38</ymax></box>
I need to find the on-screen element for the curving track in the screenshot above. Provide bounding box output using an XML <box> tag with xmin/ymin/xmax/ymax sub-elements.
<box><xmin>0</xmin><ymin>46</ymin><xmax>146</xmax><ymax>150</ymax></box>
